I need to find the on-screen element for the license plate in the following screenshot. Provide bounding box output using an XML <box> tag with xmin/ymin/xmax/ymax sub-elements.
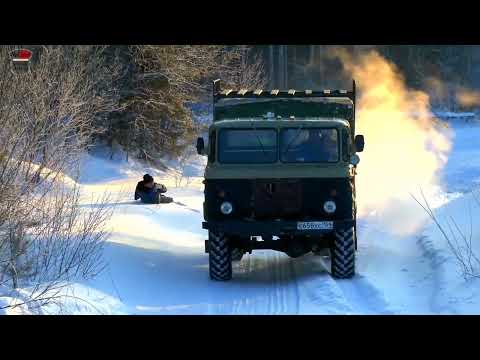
<box><xmin>297</xmin><ymin>221</ymin><xmax>333</xmax><ymax>231</ymax></box>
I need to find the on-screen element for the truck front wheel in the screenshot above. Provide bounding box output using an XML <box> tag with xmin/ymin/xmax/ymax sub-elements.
<box><xmin>331</xmin><ymin>227</ymin><xmax>355</xmax><ymax>279</ymax></box>
<box><xmin>209</xmin><ymin>231</ymin><xmax>232</xmax><ymax>281</ymax></box>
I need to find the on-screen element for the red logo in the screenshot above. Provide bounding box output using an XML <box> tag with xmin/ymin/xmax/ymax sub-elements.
<box><xmin>12</xmin><ymin>48</ymin><xmax>32</xmax><ymax>62</ymax></box>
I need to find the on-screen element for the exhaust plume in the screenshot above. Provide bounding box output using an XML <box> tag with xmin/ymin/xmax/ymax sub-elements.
<box><xmin>456</xmin><ymin>88</ymin><xmax>480</xmax><ymax>108</ymax></box>
<box><xmin>331</xmin><ymin>49</ymin><xmax>453</xmax><ymax>236</ymax></box>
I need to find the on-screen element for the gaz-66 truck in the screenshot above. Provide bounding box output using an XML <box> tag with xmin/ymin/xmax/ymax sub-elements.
<box><xmin>196</xmin><ymin>80</ymin><xmax>365</xmax><ymax>281</ymax></box>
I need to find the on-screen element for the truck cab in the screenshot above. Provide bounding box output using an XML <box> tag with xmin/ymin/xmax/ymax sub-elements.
<box><xmin>197</xmin><ymin>80</ymin><xmax>364</xmax><ymax>281</ymax></box>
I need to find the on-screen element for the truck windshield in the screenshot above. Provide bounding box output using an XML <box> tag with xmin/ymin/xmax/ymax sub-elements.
<box><xmin>218</xmin><ymin>129</ymin><xmax>277</xmax><ymax>163</ymax></box>
<box><xmin>280</xmin><ymin>128</ymin><xmax>339</xmax><ymax>163</ymax></box>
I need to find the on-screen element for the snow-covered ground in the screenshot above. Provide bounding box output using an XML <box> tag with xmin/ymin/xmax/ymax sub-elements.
<box><xmin>3</xmin><ymin>121</ymin><xmax>480</xmax><ymax>315</ymax></box>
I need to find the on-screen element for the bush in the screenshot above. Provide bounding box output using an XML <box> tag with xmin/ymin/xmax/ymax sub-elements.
<box><xmin>0</xmin><ymin>46</ymin><xmax>121</xmax><ymax>311</ymax></box>
<box><xmin>413</xmin><ymin>189</ymin><xmax>480</xmax><ymax>280</ymax></box>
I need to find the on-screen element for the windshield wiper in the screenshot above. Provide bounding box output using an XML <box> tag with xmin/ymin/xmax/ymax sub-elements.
<box><xmin>281</xmin><ymin>127</ymin><xmax>304</xmax><ymax>158</ymax></box>
<box><xmin>250</xmin><ymin>121</ymin><xmax>268</xmax><ymax>159</ymax></box>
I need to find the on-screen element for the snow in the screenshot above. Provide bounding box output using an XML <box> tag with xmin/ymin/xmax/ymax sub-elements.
<box><xmin>3</xmin><ymin>118</ymin><xmax>480</xmax><ymax>315</ymax></box>
<box><xmin>434</xmin><ymin>111</ymin><xmax>477</xmax><ymax>118</ymax></box>
<box><xmin>418</xmin><ymin>190</ymin><xmax>480</xmax><ymax>314</ymax></box>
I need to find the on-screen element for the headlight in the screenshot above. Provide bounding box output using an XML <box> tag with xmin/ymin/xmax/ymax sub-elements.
<box><xmin>323</xmin><ymin>200</ymin><xmax>336</xmax><ymax>214</ymax></box>
<box><xmin>220</xmin><ymin>201</ymin><xmax>233</xmax><ymax>215</ymax></box>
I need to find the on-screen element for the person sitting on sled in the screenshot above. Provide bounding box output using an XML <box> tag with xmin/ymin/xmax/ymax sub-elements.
<box><xmin>135</xmin><ymin>174</ymin><xmax>173</xmax><ymax>204</ymax></box>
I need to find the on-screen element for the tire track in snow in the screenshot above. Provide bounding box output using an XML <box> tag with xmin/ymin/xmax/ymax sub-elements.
<box><xmin>271</xmin><ymin>251</ymin><xmax>300</xmax><ymax>314</ymax></box>
<box><xmin>228</xmin><ymin>249</ymin><xmax>395</xmax><ymax>315</ymax></box>
<box><xmin>416</xmin><ymin>235</ymin><xmax>459</xmax><ymax>314</ymax></box>
<box><xmin>292</xmin><ymin>253</ymin><xmax>395</xmax><ymax>314</ymax></box>
<box><xmin>274</xmin><ymin>251</ymin><xmax>300</xmax><ymax>314</ymax></box>
<box><xmin>319</xmin><ymin>246</ymin><xmax>397</xmax><ymax>314</ymax></box>
<box><xmin>228</xmin><ymin>250</ymin><xmax>300</xmax><ymax>314</ymax></box>
<box><xmin>334</xmin><ymin>275</ymin><xmax>396</xmax><ymax>315</ymax></box>
<box><xmin>292</xmin><ymin>257</ymin><xmax>354</xmax><ymax>314</ymax></box>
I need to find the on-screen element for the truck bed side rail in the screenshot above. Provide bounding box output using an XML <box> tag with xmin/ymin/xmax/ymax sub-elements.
<box><xmin>213</xmin><ymin>79</ymin><xmax>356</xmax><ymax>104</ymax></box>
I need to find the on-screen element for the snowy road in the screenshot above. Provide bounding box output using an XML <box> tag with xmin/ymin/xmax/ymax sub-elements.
<box><xmin>61</xmin><ymin>180</ymin><xmax>436</xmax><ymax>315</ymax></box>
<box><xmin>36</xmin><ymin>122</ymin><xmax>480</xmax><ymax>315</ymax></box>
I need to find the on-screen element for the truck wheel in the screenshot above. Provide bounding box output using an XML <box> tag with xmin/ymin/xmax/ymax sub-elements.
<box><xmin>331</xmin><ymin>227</ymin><xmax>355</xmax><ymax>279</ymax></box>
<box><xmin>209</xmin><ymin>231</ymin><xmax>232</xmax><ymax>281</ymax></box>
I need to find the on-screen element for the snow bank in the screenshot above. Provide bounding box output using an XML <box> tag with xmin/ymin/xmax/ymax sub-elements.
<box><xmin>419</xmin><ymin>189</ymin><xmax>480</xmax><ymax>314</ymax></box>
<box><xmin>434</xmin><ymin>111</ymin><xmax>477</xmax><ymax>119</ymax></box>
<box><xmin>78</xmin><ymin>145</ymin><xmax>167</xmax><ymax>185</ymax></box>
<box><xmin>443</xmin><ymin>123</ymin><xmax>480</xmax><ymax>193</ymax></box>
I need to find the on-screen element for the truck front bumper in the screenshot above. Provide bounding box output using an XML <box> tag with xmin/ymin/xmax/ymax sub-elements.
<box><xmin>202</xmin><ymin>219</ymin><xmax>354</xmax><ymax>237</ymax></box>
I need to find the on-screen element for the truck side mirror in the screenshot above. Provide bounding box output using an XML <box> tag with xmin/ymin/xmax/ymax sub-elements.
<box><xmin>196</xmin><ymin>137</ymin><xmax>205</xmax><ymax>155</ymax></box>
<box><xmin>355</xmin><ymin>135</ymin><xmax>364</xmax><ymax>153</ymax></box>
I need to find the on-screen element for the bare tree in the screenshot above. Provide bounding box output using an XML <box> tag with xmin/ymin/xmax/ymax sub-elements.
<box><xmin>171</xmin><ymin>145</ymin><xmax>198</xmax><ymax>188</ymax></box>
<box><xmin>0</xmin><ymin>45</ymin><xmax>123</xmax><ymax>311</ymax></box>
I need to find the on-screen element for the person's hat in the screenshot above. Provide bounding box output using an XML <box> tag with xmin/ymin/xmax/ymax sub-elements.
<box><xmin>143</xmin><ymin>174</ymin><xmax>154</xmax><ymax>183</ymax></box>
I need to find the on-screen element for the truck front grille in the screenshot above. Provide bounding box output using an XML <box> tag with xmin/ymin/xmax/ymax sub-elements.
<box><xmin>204</xmin><ymin>178</ymin><xmax>353</xmax><ymax>222</ymax></box>
<box><xmin>253</xmin><ymin>180</ymin><xmax>302</xmax><ymax>219</ymax></box>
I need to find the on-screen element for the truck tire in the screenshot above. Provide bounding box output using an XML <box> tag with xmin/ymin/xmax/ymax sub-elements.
<box><xmin>209</xmin><ymin>231</ymin><xmax>232</xmax><ymax>281</ymax></box>
<box><xmin>331</xmin><ymin>227</ymin><xmax>355</xmax><ymax>279</ymax></box>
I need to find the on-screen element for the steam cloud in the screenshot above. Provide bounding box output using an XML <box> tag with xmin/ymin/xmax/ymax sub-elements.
<box><xmin>331</xmin><ymin>49</ymin><xmax>453</xmax><ymax>236</ymax></box>
<box><xmin>456</xmin><ymin>88</ymin><xmax>480</xmax><ymax>108</ymax></box>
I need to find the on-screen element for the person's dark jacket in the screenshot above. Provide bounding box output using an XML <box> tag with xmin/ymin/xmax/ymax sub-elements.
<box><xmin>135</xmin><ymin>181</ymin><xmax>167</xmax><ymax>203</ymax></box>
<box><xmin>135</xmin><ymin>180</ymin><xmax>150</xmax><ymax>199</ymax></box>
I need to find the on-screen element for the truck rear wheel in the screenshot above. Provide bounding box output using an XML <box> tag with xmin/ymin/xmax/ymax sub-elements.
<box><xmin>331</xmin><ymin>227</ymin><xmax>355</xmax><ymax>279</ymax></box>
<box><xmin>209</xmin><ymin>231</ymin><xmax>232</xmax><ymax>281</ymax></box>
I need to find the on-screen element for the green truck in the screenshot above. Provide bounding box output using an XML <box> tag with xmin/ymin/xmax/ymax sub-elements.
<box><xmin>197</xmin><ymin>80</ymin><xmax>364</xmax><ymax>281</ymax></box>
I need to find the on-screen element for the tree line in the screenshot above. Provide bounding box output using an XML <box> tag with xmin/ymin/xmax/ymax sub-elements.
<box><xmin>259</xmin><ymin>45</ymin><xmax>480</xmax><ymax>109</ymax></box>
<box><xmin>95</xmin><ymin>45</ymin><xmax>266</xmax><ymax>163</ymax></box>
